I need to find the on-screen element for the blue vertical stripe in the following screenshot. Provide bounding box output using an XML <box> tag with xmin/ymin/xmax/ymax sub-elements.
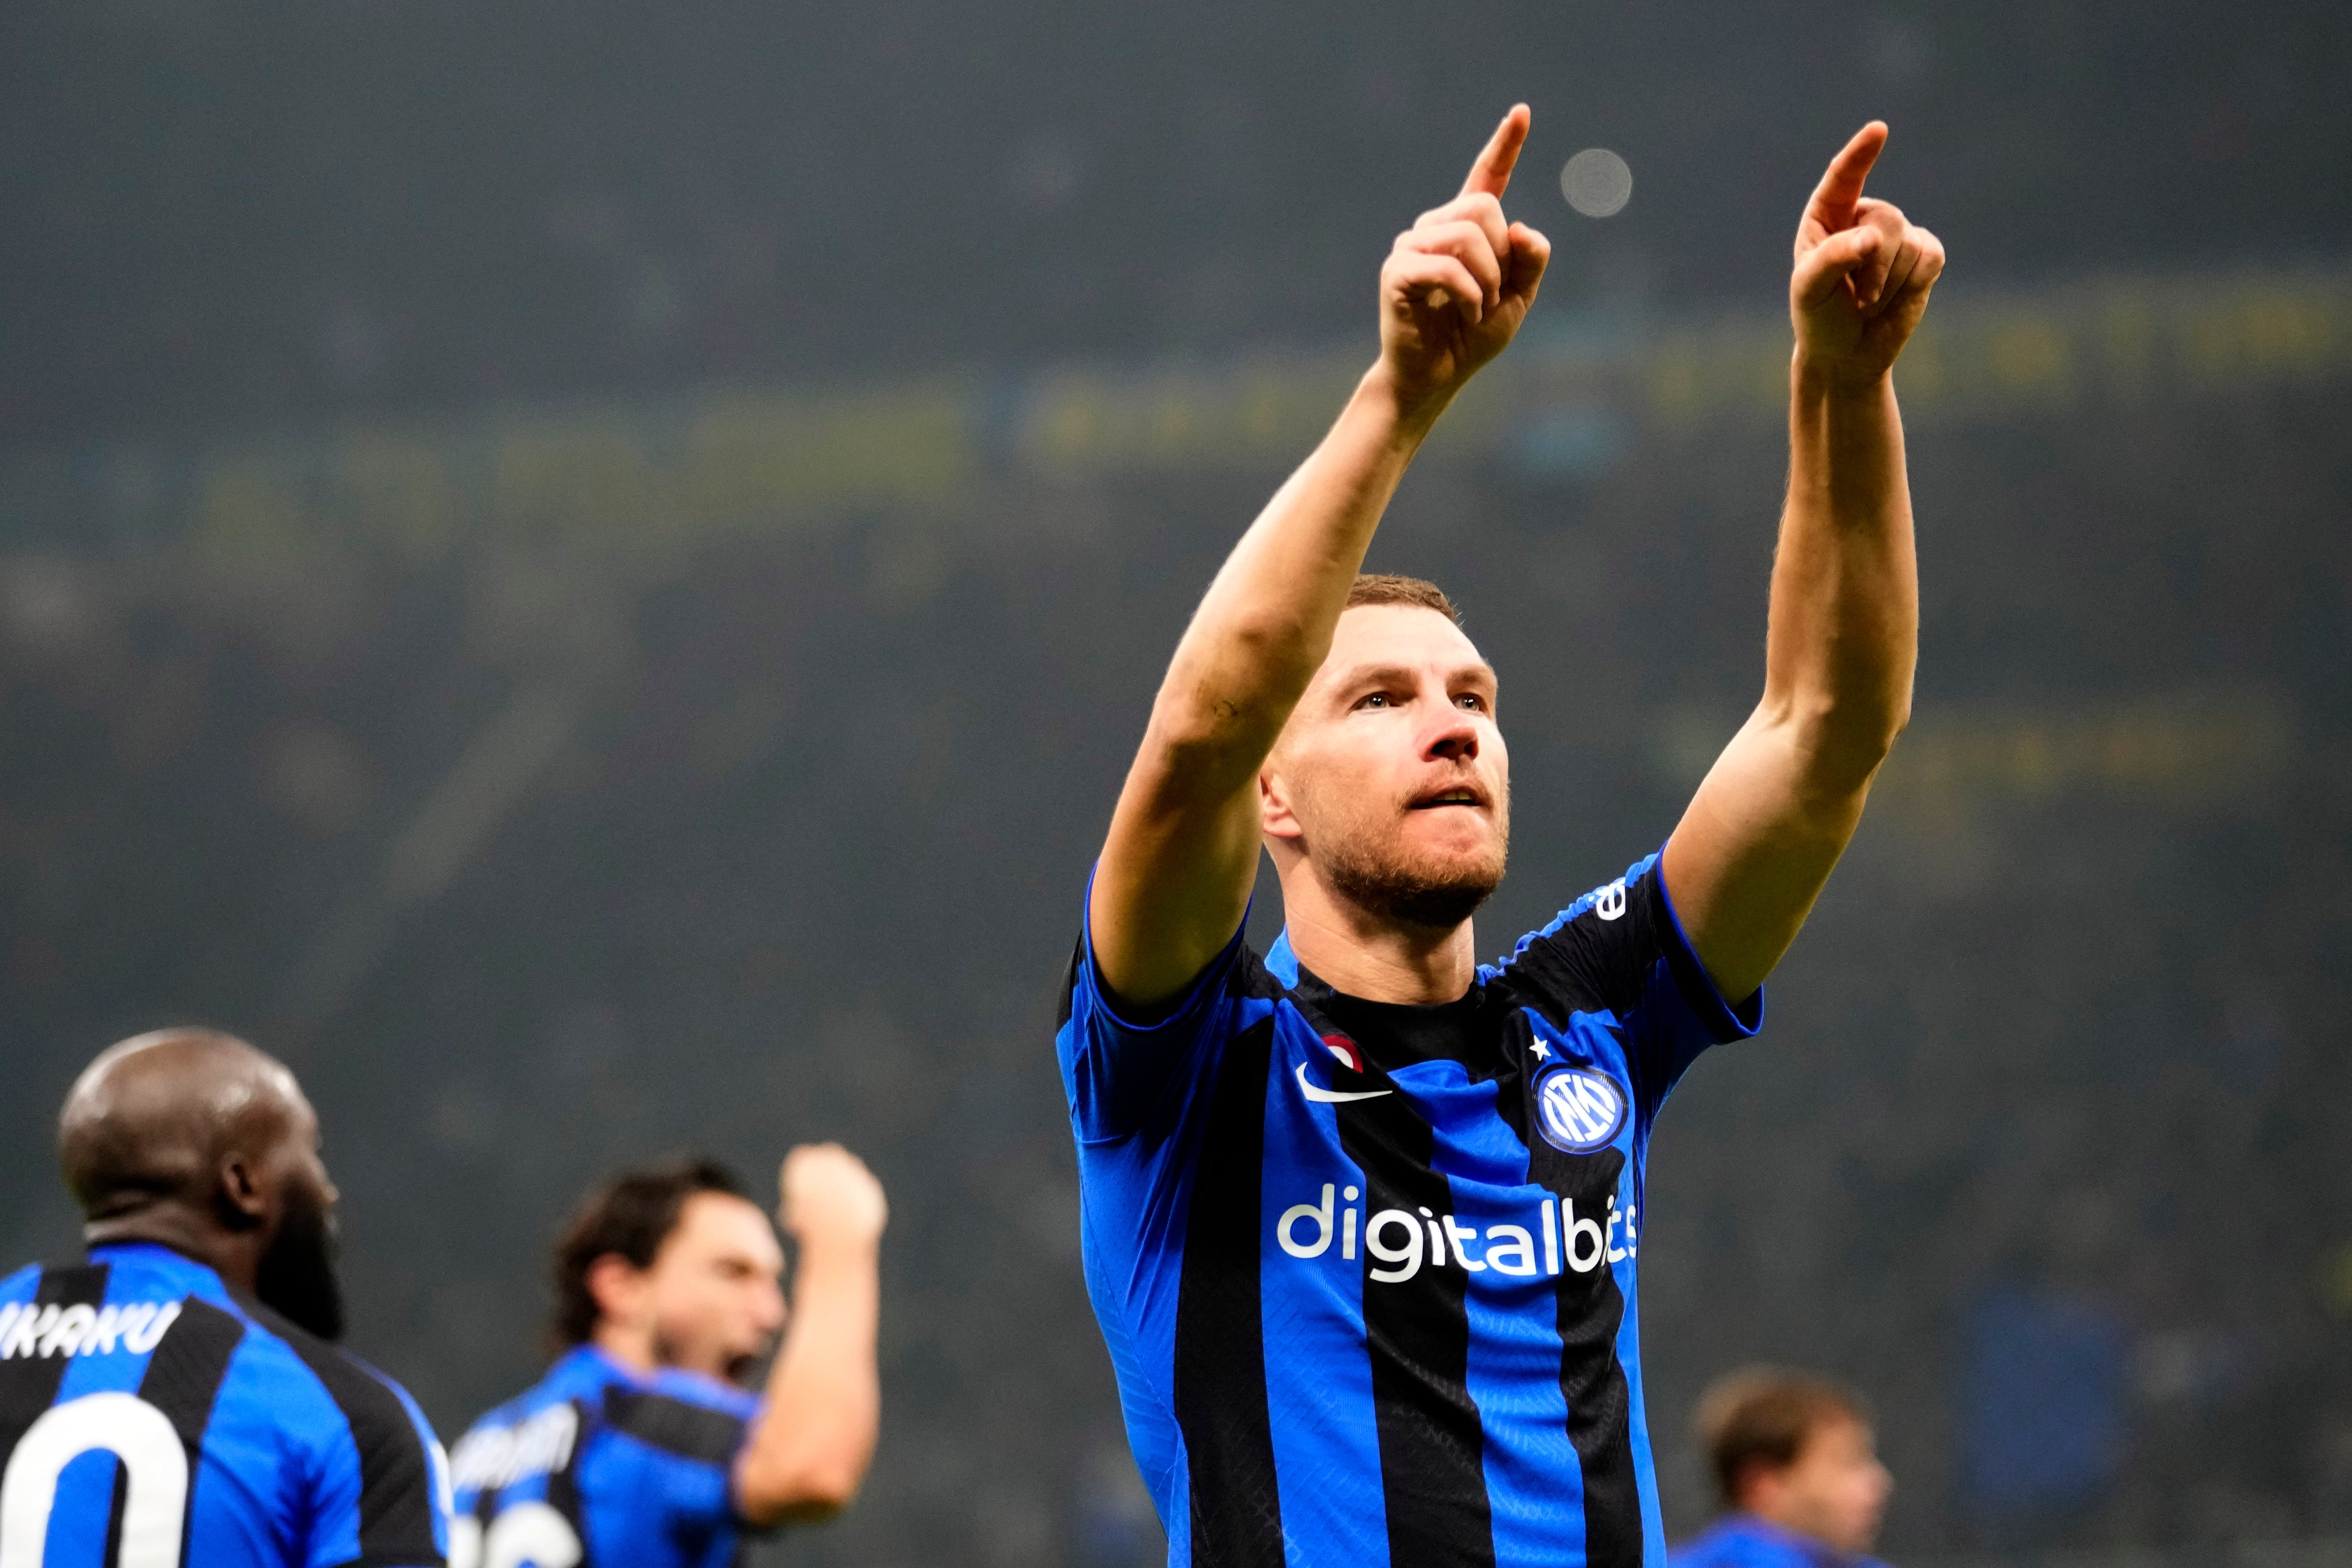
<box><xmin>1416</xmin><ymin>1061</ymin><xmax>1589</xmax><ymax>1568</ymax></box>
<box><xmin>45</xmin><ymin>1267</ymin><xmax>156</xmax><ymax>1565</ymax></box>
<box><xmin>1260</xmin><ymin>1023</ymin><xmax>1390</xmax><ymax>1568</ymax></box>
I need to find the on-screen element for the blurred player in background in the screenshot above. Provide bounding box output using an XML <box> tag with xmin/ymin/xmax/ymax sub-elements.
<box><xmin>1056</xmin><ymin>105</ymin><xmax>1942</xmax><ymax>1565</ymax></box>
<box><xmin>1671</xmin><ymin>1368</ymin><xmax>1894</xmax><ymax>1568</ymax></box>
<box><xmin>0</xmin><ymin>1028</ymin><xmax>449</xmax><ymax>1567</ymax></box>
<box><xmin>447</xmin><ymin>1146</ymin><xmax>885</xmax><ymax>1568</ymax></box>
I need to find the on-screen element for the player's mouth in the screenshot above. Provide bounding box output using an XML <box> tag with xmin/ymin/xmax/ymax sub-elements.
<box><xmin>1406</xmin><ymin>785</ymin><xmax>1487</xmax><ymax>812</ymax></box>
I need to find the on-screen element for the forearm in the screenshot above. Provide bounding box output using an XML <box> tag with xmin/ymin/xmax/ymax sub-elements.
<box><xmin>1089</xmin><ymin>107</ymin><xmax>1546</xmax><ymax>1007</ymax></box>
<box><xmin>1763</xmin><ymin>353</ymin><xmax>1920</xmax><ymax>782</ymax></box>
<box><xmin>735</xmin><ymin>1238</ymin><xmax>881</xmax><ymax>1526</ymax></box>
<box><xmin>1663</xmin><ymin>120</ymin><xmax>1940</xmax><ymax>999</ymax></box>
<box><xmin>1087</xmin><ymin>369</ymin><xmax>1442</xmax><ymax>1004</ymax></box>
<box><xmin>1146</xmin><ymin>365</ymin><xmax>1441</xmax><ymax>770</ymax></box>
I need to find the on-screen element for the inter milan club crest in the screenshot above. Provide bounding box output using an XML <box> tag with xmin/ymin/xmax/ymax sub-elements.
<box><xmin>1533</xmin><ymin>1064</ymin><xmax>1627</xmax><ymax>1154</ymax></box>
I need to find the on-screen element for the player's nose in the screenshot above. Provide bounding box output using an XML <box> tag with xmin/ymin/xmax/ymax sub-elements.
<box><xmin>1424</xmin><ymin>708</ymin><xmax>1479</xmax><ymax>762</ymax></box>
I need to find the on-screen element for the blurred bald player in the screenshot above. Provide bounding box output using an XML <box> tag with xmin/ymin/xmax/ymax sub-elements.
<box><xmin>0</xmin><ymin>1029</ymin><xmax>450</xmax><ymax>1567</ymax></box>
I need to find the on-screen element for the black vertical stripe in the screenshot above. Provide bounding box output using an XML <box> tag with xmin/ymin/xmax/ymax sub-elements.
<box><xmin>102</xmin><ymin>1466</ymin><xmax>130</xmax><ymax>1564</ymax></box>
<box><xmin>1483</xmin><ymin>990</ymin><xmax>1648</xmax><ymax>1568</ymax></box>
<box><xmin>545</xmin><ymin>1398</ymin><xmax>589</xmax><ymax>1565</ymax></box>
<box><xmin>469</xmin><ymin>1478</ymin><xmax>501</xmax><ymax>1567</ymax></box>
<box><xmin>1537</xmin><ymin>1146</ymin><xmax>1641</xmax><ymax>1568</ymax></box>
<box><xmin>603</xmin><ymin>1388</ymin><xmax>744</xmax><ymax>1465</ymax></box>
<box><xmin>136</xmin><ymin>1298</ymin><xmax>246</xmax><ymax>1568</ymax></box>
<box><xmin>0</xmin><ymin>1265</ymin><xmax>112</xmax><ymax>1464</ymax></box>
<box><xmin>1170</xmin><ymin>1016</ymin><xmax>1284</xmax><ymax>1568</ymax></box>
<box><xmin>1333</xmin><ymin>1074</ymin><xmax>1496</xmax><ymax>1568</ymax></box>
<box><xmin>245</xmin><ymin>1301</ymin><xmax>444</xmax><ymax>1566</ymax></box>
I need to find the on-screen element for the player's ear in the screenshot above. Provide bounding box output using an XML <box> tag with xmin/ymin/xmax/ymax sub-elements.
<box><xmin>1260</xmin><ymin>762</ymin><xmax>1303</xmax><ymax>842</ymax></box>
<box><xmin>585</xmin><ymin>1252</ymin><xmax>651</xmax><ymax>1327</ymax></box>
<box><xmin>215</xmin><ymin>1152</ymin><xmax>269</xmax><ymax>1229</ymax></box>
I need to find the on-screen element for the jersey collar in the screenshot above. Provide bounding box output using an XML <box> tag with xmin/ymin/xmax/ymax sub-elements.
<box><xmin>85</xmin><ymin>1238</ymin><xmax>225</xmax><ymax>1288</ymax></box>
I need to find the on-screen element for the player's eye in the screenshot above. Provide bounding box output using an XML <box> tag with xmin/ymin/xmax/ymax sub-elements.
<box><xmin>1356</xmin><ymin>692</ymin><xmax>1393</xmax><ymax>710</ymax></box>
<box><xmin>1455</xmin><ymin>693</ymin><xmax>1486</xmax><ymax>711</ymax></box>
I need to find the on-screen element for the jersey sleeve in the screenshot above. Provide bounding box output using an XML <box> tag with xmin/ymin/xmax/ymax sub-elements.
<box><xmin>602</xmin><ymin>1385</ymin><xmax>754</xmax><ymax>1536</ymax></box>
<box><xmin>1055</xmin><ymin>866</ymin><xmax>1254</xmax><ymax>1142</ymax></box>
<box><xmin>1499</xmin><ymin>848</ymin><xmax>1762</xmax><ymax>1121</ymax></box>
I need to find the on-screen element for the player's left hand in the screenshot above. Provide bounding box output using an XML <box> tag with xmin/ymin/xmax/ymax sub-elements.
<box><xmin>1790</xmin><ymin>122</ymin><xmax>1946</xmax><ymax>385</ymax></box>
<box><xmin>778</xmin><ymin>1143</ymin><xmax>888</xmax><ymax>1251</ymax></box>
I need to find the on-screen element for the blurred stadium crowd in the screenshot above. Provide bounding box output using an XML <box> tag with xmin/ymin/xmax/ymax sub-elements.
<box><xmin>3</xmin><ymin>0</ymin><xmax>2349</xmax><ymax>1563</ymax></box>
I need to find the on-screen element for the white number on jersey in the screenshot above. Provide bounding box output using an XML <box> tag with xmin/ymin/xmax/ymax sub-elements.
<box><xmin>0</xmin><ymin>1392</ymin><xmax>189</xmax><ymax>1568</ymax></box>
<box><xmin>445</xmin><ymin>1499</ymin><xmax>583</xmax><ymax>1568</ymax></box>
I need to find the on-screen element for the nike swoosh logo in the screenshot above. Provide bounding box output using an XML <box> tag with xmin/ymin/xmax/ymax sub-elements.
<box><xmin>1296</xmin><ymin>1063</ymin><xmax>1393</xmax><ymax>1103</ymax></box>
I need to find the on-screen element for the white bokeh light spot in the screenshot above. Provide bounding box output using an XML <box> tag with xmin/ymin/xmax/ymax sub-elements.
<box><xmin>1560</xmin><ymin>149</ymin><xmax>1633</xmax><ymax>218</ymax></box>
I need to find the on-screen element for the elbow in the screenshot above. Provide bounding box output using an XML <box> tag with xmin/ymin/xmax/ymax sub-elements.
<box><xmin>1149</xmin><ymin>621</ymin><xmax>1319</xmax><ymax>749</ymax></box>
<box><xmin>737</xmin><ymin>1454</ymin><xmax>870</xmax><ymax>1529</ymax></box>
<box><xmin>1770</xmin><ymin>686</ymin><xmax>1911</xmax><ymax>788</ymax></box>
<box><xmin>1134</xmin><ymin>693</ymin><xmax>1285</xmax><ymax>789</ymax></box>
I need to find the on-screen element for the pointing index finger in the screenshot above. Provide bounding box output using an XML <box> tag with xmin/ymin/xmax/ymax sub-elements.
<box><xmin>1804</xmin><ymin>120</ymin><xmax>1889</xmax><ymax>231</ymax></box>
<box><xmin>1460</xmin><ymin>104</ymin><xmax>1532</xmax><ymax>200</ymax></box>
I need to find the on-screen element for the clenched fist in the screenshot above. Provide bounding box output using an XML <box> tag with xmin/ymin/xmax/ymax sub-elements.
<box><xmin>778</xmin><ymin>1143</ymin><xmax>888</xmax><ymax>1253</ymax></box>
<box><xmin>1791</xmin><ymin>122</ymin><xmax>1946</xmax><ymax>384</ymax></box>
<box><xmin>1377</xmin><ymin>104</ymin><xmax>1552</xmax><ymax>413</ymax></box>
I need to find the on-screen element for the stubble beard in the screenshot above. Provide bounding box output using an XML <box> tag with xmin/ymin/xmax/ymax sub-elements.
<box><xmin>1312</xmin><ymin>803</ymin><xmax>1510</xmax><ymax>932</ymax></box>
<box><xmin>651</xmin><ymin>1322</ymin><xmax>767</xmax><ymax>1387</ymax></box>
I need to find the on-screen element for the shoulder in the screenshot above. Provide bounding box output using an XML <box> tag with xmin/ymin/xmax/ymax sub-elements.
<box><xmin>234</xmin><ymin>1301</ymin><xmax>445</xmax><ymax>1523</ymax></box>
<box><xmin>0</xmin><ymin>1260</ymin><xmax>39</xmax><ymax>1301</ymax></box>
<box><xmin>466</xmin><ymin>1352</ymin><xmax>600</xmax><ymax>1432</ymax></box>
<box><xmin>1059</xmin><ymin>919</ymin><xmax>1276</xmax><ymax>1033</ymax></box>
<box><xmin>451</xmin><ymin>1372</ymin><xmax>585</xmax><ymax>1497</ymax></box>
<box><xmin>646</xmin><ymin>1367</ymin><xmax>760</xmax><ymax>1421</ymax></box>
<box><xmin>237</xmin><ymin>1303</ymin><xmax>427</xmax><ymax>1434</ymax></box>
<box><xmin>1496</xmin><ymin>852</ymin><xmax>1661</xmax><ymax>967</ymax></box>
<box><xmin>602</xmin><ymin>1380</ymin><xmax>753</xmax><ymax>1469</ymax></box>
<box><xmin>1670</xmin><ymin>1517</ymin><xmax>1824</xmax><ymax>1568</ymax></box>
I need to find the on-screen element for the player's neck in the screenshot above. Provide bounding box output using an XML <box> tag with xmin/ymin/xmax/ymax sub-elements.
<box><xmin>591</xmin><ymin>1320</ymin><xmax>661</xmax><ymax>1376</ymax></box>
<box><xmin>1279</xmin><ymin>871</ymin><xmax>1478</xmax><ymax>1004</ymax></box>
<box><xmin>1743</xmin><ymin>1495</ymin><xmax>1849</xmax><ymax>1554</ymax></box>
<box><xmin>84</xmin><ymin>1208</ymin><xmax>258</xmax><ymax>1293</ymax></box>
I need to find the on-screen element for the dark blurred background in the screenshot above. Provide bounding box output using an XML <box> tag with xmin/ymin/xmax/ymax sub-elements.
<box><xmin>3</xmin><ymin>0</ymin><xmax>2350</xmax><ymax>1562</ymax></box>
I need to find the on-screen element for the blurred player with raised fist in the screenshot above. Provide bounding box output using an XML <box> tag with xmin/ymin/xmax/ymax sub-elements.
<box><xmin>1055</xmin><ymin>108</ymin><xmax>1943</xmax><ymax>1565</ymax></box>
<box><xmin>448</xmin><ymin>1143</ymin><xmax>886</xmax><ymax>1568</ymax></box>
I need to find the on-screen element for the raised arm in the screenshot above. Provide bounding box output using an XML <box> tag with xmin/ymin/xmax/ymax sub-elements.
<box><xmin>733</xmin><ymin>1144</ymin><xmax>887</xmax><ymax>1527</ymax></box>
<box><xmin>1663</xmin><ymin>122</ymin><xmax>1946</xmax><ymax>1003</ymax></box>
<box><xmin>1090</xmin><ymin>106</ymin><xmax>1552</xmax><ymax>1009</ymax></box>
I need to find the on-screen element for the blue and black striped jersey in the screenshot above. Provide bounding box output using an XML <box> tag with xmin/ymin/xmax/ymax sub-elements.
<box><xmin>448</xmin><ymin>1345</ymin><xmax>760</xmax><ymax>1568</ymax></box>
<box><xmin>1057</xmin><ymin>849</ymin><xmax>1763</xmax><ymax>1568</ymax></box>
<box><xmin>0</xmin><ymin>1241</ymin><xmax>450</xmax><ymax>1568</ymax></box>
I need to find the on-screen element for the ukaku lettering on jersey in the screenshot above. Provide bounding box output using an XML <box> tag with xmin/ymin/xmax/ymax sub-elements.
<box><xmin>0</xmin><ymin>1242</ymin><xmax>449</xmax><ymax>1568</ymax></box>
<box><xmin>448</xmin><ymin>1344</ymin><xmax>765</xmax><ymax>1568</ymax></box>
<box><xmin>1056</xmin><ymin>849</ymin><xmax>1762</xmax><ymax>1568</ymax></box>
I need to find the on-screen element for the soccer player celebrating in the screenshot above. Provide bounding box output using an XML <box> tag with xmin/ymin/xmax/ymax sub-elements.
<box><xmin>447</xmin><ymin>1147</ymin><xmax>885</xmax><ymax>1568</ymax></box>
<box><xmin>1672</xmin><ymin>1369</ymin><xmax>1894</xmax><ymax>1568</ymax></box>
<box><xmin>1056</xmin><ymin>106</ymin><xmax>1942</xmax><ymax>1565</ymax></box>
<box><xmin>0</xmin><ymin>1029</ymin><xmax>449</xmax><ymax>1567</ymax></box>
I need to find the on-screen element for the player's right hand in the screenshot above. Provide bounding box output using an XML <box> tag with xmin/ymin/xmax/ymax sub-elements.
<box><xmin>1377</xmin><ymin>104</ymin><xmax>1552</xmax><ymax>414</ymax></box>
<box><xmin>778</xmin><ymin>1143</ymin><xmax>888</xmax><ymax>1250</ymax></box>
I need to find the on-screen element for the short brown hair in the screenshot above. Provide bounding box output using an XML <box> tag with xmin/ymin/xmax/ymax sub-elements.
<box><xmin>1346</xmin><ymin>573</ymin><xmax>1460</xmax><ymax>624</ymax></box>
<box><xmin>549</xmin><ymin>1157</ymin><xmax>750</xmax><ymax>1351</ymax></box>
<box><xmin>1696</xmin><ymin>1367</ymin><xmax>1871</xmax><ymax>1506</ymax></box>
